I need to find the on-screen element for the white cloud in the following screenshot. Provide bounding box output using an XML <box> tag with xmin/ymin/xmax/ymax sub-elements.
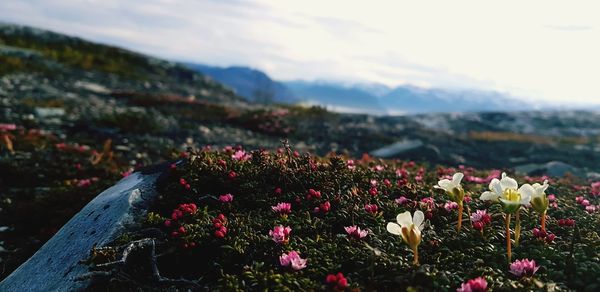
<box><xmin>1</xmin><ymin>0</ymin><xmax>599</xmax><ymax>104</ymax></box>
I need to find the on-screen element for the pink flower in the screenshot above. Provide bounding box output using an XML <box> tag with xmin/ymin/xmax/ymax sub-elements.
<box><xmin>420</xmin><ymin>197</ymin><xmax>435</xmax><ymax>210</ymax></box>
<box><xmin>274</xmin><ymin>187</ymin><xmax>283</xmax><ymax>195</ymax></box>
<box><xmin>510</xmin><ymin>259</ymin><xmax>540</xmax><ymax>277</ymax></box>
<box><xmin>364</xmin><ymin>204</ymin><xmax>378</xmax><ymax>214</ymax></box>
<box><xmin>456</xmin><ymin>277</ymin><xmax>488</xmax><ymax>292</ymax></box>
<box><xmin>395</xmin><ymin>196</ymin><xmax>409</xmax><ymax>205</ymax></box>
<box><xmin>370</xmin><ymin>179</ymin><xmax>378</xmax><ymax>187</ymax></box>
<box><xmin>0</xmin><ymin>123</ymin><xmax>16</xmax><ymax>131</ymax></box>
<box><xmin>347</xmin><ymin>160</ymin><xmax>356</xmax><ymax>170</ymax></box>
<box><xmin>279</xmin><ymin>251</ymin><xmax>307</xmax><ymax>270</ymax></box>
<box><xmin>326</xmin><ymin>273</ymin><xmax>349</xmax><ymax>290</ymax></box>
<box><xmin>586</xmin><ymin>205</ymin><xmax>597</xmax><ymax>213</ymax></box>
<box><xmin>368</xmin><ymin>187</ymin><xmax>378</xmax><ymax>196</ymax></box>
<box><xmin>306</xmin><ymin>188</ymin><xmax>321</xmax><ymax>200</ymax></box>
<box><xmin>533</xmin><ymin>228</ymin><xmax>555</xmax><ymax>243</ymax></box>
<box><xmin>558</xmin><ymin>218</ymin><xmax>575</xmax><ymax>227</ymax></box>
<box><xmin>232</xmin><ymin>150</ymin><xmax>251</xmax><ymax>161</ymax></box>
<box><xmin>77</xmin><ymin>179</ymin><xmax>93</xmax><ymax>187</ymax></box>
<box><xmin>269</xmin><ymin>225</ymin><xmax>292</xmax><ymax>244</ymax></box>
<box><xmin>272</xmin><ymin>202</ymin><xmax>292</xmax><ymax>215</ymax></box>
<box><xmin>320</xmin><ymin>201</ymin><xmax>331</xmax><ymax>213</ymax></box>
<box><xmin>576</xmin><ymin>196</ymin><xmax>584</xmax><ymax>203</ymax></box>
<box><xmin>470</xmin><ymin>210</ymin><xmax>491</xmax><ymax>231</ymax></box>
<box><xmin>383</xmin><ymin>179</ymin><xmax>392</xmax><ymax>187</ymax></box>
<box><xmin>344</xmin><ymin>225</ymin><xmax>368</xmax><ymax>239</ymax></box>
<box><xmin>444</xmin><ymin>201</ymin><xmax>459</xmax><ymax>212</ymax></box>
<box><xmin>121</xmin><ymin>169</ymin><xmax>133</xmax><ymax>177</ymax></box>
<box><xmin>547</xmin><ymin>194</ymin><xmax>556</xmax><ymax>202</ymax></box>
<box><xmin>592</xmin><ymin>181</ymin><xmax>600</xmax><ymax>196</ymax></box>
<box><xmin>581</xmin><ymin>199</ymin><xmax>590</xmax><ymax>206</ymax></box>
<box><xmin>228</xmin><ymin>171</ymin><xmax>237</xmax><ymax>179</ymax></box>
<box><xmin>219</xmin><ymin>193</ymin><xmax>234</xmax><ymax>203</ymax></box>
<box><xmin>374</xmin><ymin>165</ymin><xmax>384</xmax><ymax>172</ymax></box>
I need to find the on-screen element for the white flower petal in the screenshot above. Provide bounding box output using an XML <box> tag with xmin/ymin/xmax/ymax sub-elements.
<box><xmin>452</xmin><ymin>172</ymin><xmax>464</xmax><ymax>185</ymax></box>
<box><xmin>436</xmin><ymin>179</ymin><xmax>454</xmax><ymax>191</ymax></box>
<box><xmin>500</xmin><ymin>175</ymin><xmax>518</xmax><ymax>191</ymax></box>
<box><xmin>518</xmin><ymin>184</ymin><xmax>535</xmax><ymax>203</ymax></box>
<box><xmin>489</xmin><ymin>178</ymin><xmax>501</xmax><ymax>193</ymax></box>
<box><xmin>396</xmin><ymin>211</ymin><xmax>413</xmax><ymax>228</ymax></box>
<box><xmin>386</xmin><ymin>222</ymin><xmax>402</xmax><ymax>235</ymax></box>
<box><xmin>413</xmin><ymin>210</ymin><xmax>425</xmax><ymax>231</ymax></box>
<box><xmin>480</xmin><ymin>191</ymin><xmax>500</xmax><ymax>201</ymax></box>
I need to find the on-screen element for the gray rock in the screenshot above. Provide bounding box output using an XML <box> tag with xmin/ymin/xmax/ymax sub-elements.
<box><xmin>370</xmin><ymin>139</ymin><xmax>424</xmax><ymax>158</ymax></box>
<box><xmin>514</xmin><ymin>161</ymin><xmax>582</xmax><ymax>177</ymax></box>
<box><xmin>0</xmin><ymin>166</ymin><xmax>167</xmax><ymax>291</ymax></box>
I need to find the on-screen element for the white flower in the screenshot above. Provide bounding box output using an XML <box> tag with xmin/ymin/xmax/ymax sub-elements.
<box><xmin>530</xmin><ymin>180</ymin><xmax>550</xmax><ymax>213</ymax></box>
<box><xmin>387</xmin><ymin>210</ymin><xmax>425</xmax><ymax>249</ymax></box>
<box><xmin>434</xmin><ymin>173</ymin><xmax>465</xmax><ymax>202</ymax></box>
<box><xmin>480</xmin><ymin>172</ymin><xmax>533</xmax><ymax>213</ymax></box>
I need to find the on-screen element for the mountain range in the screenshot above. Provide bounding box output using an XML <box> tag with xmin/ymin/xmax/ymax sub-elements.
<box><xmin>186</xmin><ymin>64</ymin><xmax>531</xmax><ymax>114</ymax></box>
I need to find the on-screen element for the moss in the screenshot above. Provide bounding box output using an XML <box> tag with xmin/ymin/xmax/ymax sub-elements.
<box><xmin>93</xmin><ymin>146</ymin><xmax>600</xmax><ymax>290</ymax></box>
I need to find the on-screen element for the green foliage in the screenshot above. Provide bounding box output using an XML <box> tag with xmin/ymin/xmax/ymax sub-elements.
<box><xmin>100</xmin><ymin>148</ymin><xmax>600</xmax><ymax>290</ymax></box>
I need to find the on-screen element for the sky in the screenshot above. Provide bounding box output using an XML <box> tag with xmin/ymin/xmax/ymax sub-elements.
<box><xmin>1</xmin><ymin>0</ymin><xmax>599</xmax><ymax>105</ymax></box>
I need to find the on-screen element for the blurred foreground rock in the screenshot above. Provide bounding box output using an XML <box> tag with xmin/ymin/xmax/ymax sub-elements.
<box><xmin>0</xmin><ymin>164</ymin><xmax>169</xmax><ymax>291</ymax></box>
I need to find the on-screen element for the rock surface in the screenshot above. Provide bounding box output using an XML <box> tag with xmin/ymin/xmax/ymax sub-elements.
<box><xmin>0</xmin><ymin>164</ymin><xmax>168</xmax><ymax>291</ymax></box>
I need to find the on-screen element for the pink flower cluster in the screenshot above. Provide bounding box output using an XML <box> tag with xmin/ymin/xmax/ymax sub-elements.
<box><xmin>306</xmin><ymin>188</ymin><xmax>322</xmax><ymax>200</ymax></box>
<box><xmin>576</xmin><ymin>196</ymin><xmax>598</xmax><ymax>213</ymax></box>
<box><xmin>314</xmin><ymin>201</ymin><xmax>331</xmax><ymax>214</ymax></box>
<box><xmin>557</xmin><ymin>218</ymin><xmax>575</xmax><ymax>227</ymax></box>
<box><xmin>272</xmin><ymin>202</ymin><xmax>292</xmax><ymax>215</ymax></box>
<box><xmin>270</xmin><ymin>225</ymin><xmax>292</xmax><ymax>244</ymax></box>
<box><xmin>364</xmin><ymin>204</ymin><xmax>378</xmax><ymax>214</ymax></box>
<box><xmin>219</xmin><ymin>193</ymin><xmax>234</xmax><ymax>203</ymax></box>
<box><xmin>532</xmin><ymin>228</ymin><xmax>555</xmax><ymax>243</ymax></box>
<box><xmin>212</xmin><ymin>214</ymin><xmax>228</xmax><ymax>238</ymax></box>
<box><xmin>179</xmin><ymin>178</ymin><xmax>191</xmax><ymax>190</ymax></box>
<box><xmin>368</xmin><ymin>187</ymin><xmax>378</xmax><ymax>196</ymax></box>
<box><xmin>509</xmin><ymin>259</ymin><xmax>540</xmax><ymax>277</ymax></box>
<box><xmin>344</xmin><ymin>225</ymin><xmax>368</xmax><ymax>239</ymax></box>
<box><xmin>0</xmin><ymin>123</ymin><xmax>16</xmax><ymax>131</ymax></box>
<box><xmin>591</xmin><ymin>181</ymin><xmax>600</xmax><ymax>196</ymax></box>
<box><xmin>395</xmin><ymin>196</ymin><xmax>410</xmax><ymax>205</ymax></box>
<box><xmin>470</xmin><ymin>210</ymin><xmax>491</xmax><ymax>231</ymax></box>
<box><xmin>347</xmin><ymin>160</ymin><xmax>356</xmax><ymax>170</ymax></box>
<box><xmin>547</xmin><ymin>194</ymin><xmax>558</xmax><ymax>208</ymax></box>
<box><xmin>456</xmin><ymin>277</ymin><xmax>488</xmax><ymax>292</ymax></box>
<box><xmin>444</xmin><ymin>201</ymin><xmax>459</xmax><ymax>212</ymax></box>
<box><xmin>279</xmin><ymin>251</ymin><xmax>307</xmax><ymax>270</ymax></box>
<box><xmin>75</xmin><ymin>177</ymin><xmax>99</xmax><ymax>187</ymax></box>
<box><xmin>325</xmin><ymin>272</ymin><xmax>349</xmax><ymax>290</ymax></box>
<box><xmin>170</xmin><ymin>203</ymin><xmax>198</xmax><ymax>221</ymax></box>
<box><xmin>232</xmin><ymin>150</ymin><xmax>251</xmax><ymax>161</ymax></box>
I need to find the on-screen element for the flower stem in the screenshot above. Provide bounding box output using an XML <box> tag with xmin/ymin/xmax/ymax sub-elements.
<box><xmin>506</xmin><ymin>213</ymin><xmax>512</xmax><ymax>263</ymax></box>
<box><xmin>541</xmin><ymin>210</ymin><xmax>547</xmax><ymax>232</ymax></box>
<box><xmin>515</xmin><ymin>209</ymin><xmax>521</xmax><ymax>246</ymax></box>
<box><xmin>412</xmin><ymin>246</ymin><xmax>419</xmax><ymax>266</ymax></box>
<box><xmin>457</xmin><ymin>202</ymin><xmax>463</xmax><ymax>232</ymax></box>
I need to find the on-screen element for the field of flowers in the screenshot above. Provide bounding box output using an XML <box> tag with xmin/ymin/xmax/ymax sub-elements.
<box><xmin>87</xmin><ymin>145</ymin><xmax>600</xmax><ymax>291</ymax></box>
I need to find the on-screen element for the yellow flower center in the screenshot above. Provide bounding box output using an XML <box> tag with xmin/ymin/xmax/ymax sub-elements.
<box><xmin>504</xmin><ymin>189</ymin><xmax>521</xmax><ymax>202</ymax></box>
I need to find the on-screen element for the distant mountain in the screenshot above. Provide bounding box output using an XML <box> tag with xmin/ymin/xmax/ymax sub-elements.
<box><xmin>379</xmin><ymin>86</ymin><xmax>529</xmax><ymax>114</ymax></box>
<box><xmin>283</xmin><ymin>80</ymin><xmax>530</xmax><ymax>115</ymax></box>
<box><xmin>283</xmin><ymin>80</ymin><xmax>386</xmax><ymax>114</ymax></box>
<box><xmin>185</xmin><ymin>64</ymin><xmax>298</xmax><ymax>104</ymax></box>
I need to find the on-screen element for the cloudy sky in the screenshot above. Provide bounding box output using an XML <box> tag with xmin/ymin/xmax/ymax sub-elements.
<box><xmin>1</xmin><ymin>0</ymin><xmax>599</xmax><ymax>104</ymax></box>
